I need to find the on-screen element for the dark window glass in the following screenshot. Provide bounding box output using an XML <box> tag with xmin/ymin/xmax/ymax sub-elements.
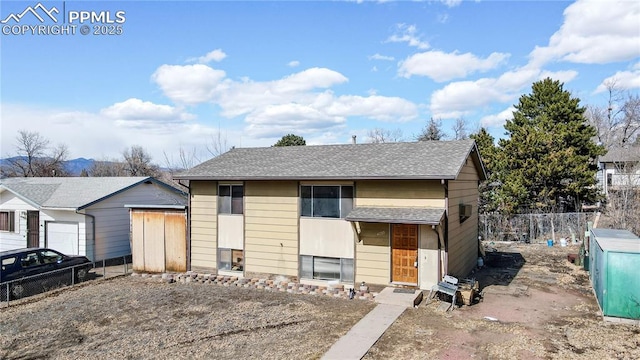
<box><xmin>300</xmin><ymin>186</ymin><xmax>312</xmax><ymax>216</ymax></box>
<box><xmin>231</xmin><ymin>186</ymin><xmax>243</xmax><ymax>214</ymax></box>
<box><xmin>313</xmin><ymin>186</ymin><xmax>340</xmax><ymax>218</ymax></box>
<box><xmin>340</xmin><ymin>186</ymin><xmax>353</xmax><ymax>218</ymax></box>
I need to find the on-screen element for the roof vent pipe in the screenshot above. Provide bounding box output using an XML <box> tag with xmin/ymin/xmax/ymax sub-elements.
<box><xmin>352</xmin><ymin>135</ymin><xmax>357</xmax><ymax>144</ymax></box>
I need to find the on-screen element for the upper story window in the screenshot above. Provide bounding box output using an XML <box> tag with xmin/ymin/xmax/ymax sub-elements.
<box><xmin>219</xmin><ymin>185</ymin><xmax>243</xmax><ymax>214</ymax></box>
<box><xmin>0</xmin><ymin>211</ymin><xmax>15</xmax><ymax>232</ymax></box>
<box><xmin>300</xmin><ymin>185</ymin><xmax>353</xmax><ymax>218</ymax></box>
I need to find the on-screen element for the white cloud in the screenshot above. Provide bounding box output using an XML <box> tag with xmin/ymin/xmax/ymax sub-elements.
<box><xmin>151</xmin><ymin>64</ymin><xmax>226</xmax><ymax>105</ymax></box>
<box><xmin>386</xmin><ymin>24</ymin><xmax>430</xmax><ymax>50</ymax></box>
<box><xmin>187</xmin><ymin>49</ymin><xmax>227</xmax><ymax>64</ymax></box>
<box><xmin>151</xmin><ymin>63</ymin><xmax>419</xmax><ymax>139</ymax></box>
<box><xmin>480</xmin><ymin>107</ymin><xmax>515</xmax><ymax>128</ymax></box>
<box><xmin>529</xmin><ymin>0</ymin><xmax>640</xmax><ymax>66</ymax></box>
<box><xmin>440</xmin><ymin>0</ymin><xmax>462</xmax><ymax>8</ymax></box>
<box><xmin>398</xmin><ymin>50</ymin><xmax>510</xmax><ymax>82</ymax></box>
<box><xmin>595</xmin><ymin>64</ymin><xmax>640</xmax><ymax>93</ymax></box>
<box><xmin>369</xmin><ymin>53</ymin><xmax>395</xmax><ymax>61</ymax></box>
<box><xmin>288</xmin><ymin>60</ymin><xmax>300</xmax><ymax>67</ymax></box>
<box><xmin>101</xmin><ymin>98</ymin><xmax>195</xmax><ymax>123</ymax></box>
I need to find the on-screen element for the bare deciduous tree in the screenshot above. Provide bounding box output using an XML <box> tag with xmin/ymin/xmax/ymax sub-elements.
<box><xmin>206</xmin><ymin>130</ymin><xmax>232</xmax><ymax>158</ymax></box>
<box><xmin>123</xmin><ymin>145</ymin><xmax>160</xmax><ymax>177</ymax></box>
<box><xmin>366</xmin><ymin>128</ymin><xmax>404</xmax><ymax>143</ymax></box>
<box><xmin>601</xmin><ymin>147</ymin><xmax>640</xmax><ymax>235</ymax></box>
<box><xmin>587</xmin><ymin>81</ymin><xmax>640</xmax><ymax>149</ymax></box>
<box><xmin>452</xmin><ymin>117</ymin><xmax>469</xmax><ymax>140</ymax></box>
<box><xmin>1</xmin><ymin>130</ymin><xmax>69</xmax><ymax>177</ymax></box>
<box><xmin>88</xmin><ymin>159</ymin><xmax>127</xmax><ymax>177</ymax></box>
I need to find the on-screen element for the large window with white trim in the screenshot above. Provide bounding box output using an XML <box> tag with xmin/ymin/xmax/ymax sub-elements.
<box><xmin>219</xmin><ymin>185</ymin><xmax>243</xmax><ymax>214</ymax></box>
<box><xmin>300</xmin><ymin>255</ymin><xmax>354</xmax><ymax>283</ymax></box>
<box><xmin>300</xmin><ymin>185</ymin><xmax>353</xmax><ymax>218</ymax></box>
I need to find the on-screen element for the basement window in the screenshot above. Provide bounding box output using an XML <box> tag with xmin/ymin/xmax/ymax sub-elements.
<box><xmin>219</xmin><ymin>248</ymin><xmax>244</xmax><ymax>271</ymax></box>
<box><xmin>0</xmin><ymin>211</ymin><xmax>15</xmax><ymax>232</ymax></box>
<box><xmin>300</xmin><ymin>255</ymin><xmax>354</xmax><ymax>283</ymax></box>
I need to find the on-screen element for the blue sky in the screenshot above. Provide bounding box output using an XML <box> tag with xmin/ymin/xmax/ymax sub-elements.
<box><xmin>1</xmin><ymin>0</ymin><xmax>639</xmax><ymax>166</ymax></box>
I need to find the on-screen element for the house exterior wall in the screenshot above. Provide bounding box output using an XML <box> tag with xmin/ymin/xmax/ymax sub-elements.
<box><xmin>447</xmin><ymin>157</ymin><xmax>480</xmax><ymax>277</ymax></box>
<box><xmin>189</xmin><ymin>181</ymin><xmax>217</xmax><ymax>270</ymax></box>
<box><xmin>0</xmin><ymin>191</ymin><xmax>37</xmax><ymax>251</ymax></box>
<box><xmin>244</xmin><ymin>181</ymin><xmax>298</xmax><ymax>277</ymax></box>
<box><xmin>419</xmin><ymin>224</ymin><xmax>441</xmax><ymax>289</ymax></box>
<box><xmin>355</xmin><ymin>180</ymin><xmax>445</xmax><ymax>208</ymax></box>
<box><xmin>355</xmin><ymin>222</ymin><xmax>390</xmax><ymax>286</ymax></box>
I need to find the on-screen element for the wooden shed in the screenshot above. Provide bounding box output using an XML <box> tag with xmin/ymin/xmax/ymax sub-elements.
<box><xmin>128</xmin><ymin>205</ymin><xmax>188</xmax><ymax>273</ymax></box>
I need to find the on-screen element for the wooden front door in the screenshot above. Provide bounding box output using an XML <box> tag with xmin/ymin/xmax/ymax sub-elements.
<box><xmin>391</xmin><ymin>224</ymin><xmax>418</xmax><ymax>284</ymax></box>
<box><xmin>27</xmin><ymin>211</ymin><xmax>40</xmax><ymax>248</ymax></box>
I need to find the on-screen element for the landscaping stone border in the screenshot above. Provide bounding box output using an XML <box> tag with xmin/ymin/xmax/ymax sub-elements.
<box><xmin>132</xmin><ymin>271</ymin><xmax>378</xmax><ymax>301</ymax></box>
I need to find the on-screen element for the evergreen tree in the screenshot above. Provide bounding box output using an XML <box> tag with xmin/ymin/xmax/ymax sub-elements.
<box><xmin>273</xmin><ymin>134</ymin><xmax>306</xmax><ymax>147</ymax></box>
<box><xmin>470</xmin><ymin>128</ymin><xmax>503</xmax><ymax>212</ymax></box>
<box><xmin>417</xmin><ymin>118</ymin><xmax>444</xmax><ymax>141</ymax></box>
<box><xmin>498</xmin><ymin>78</ymin><xmax>605</xmax><ymax>213</ymax></box>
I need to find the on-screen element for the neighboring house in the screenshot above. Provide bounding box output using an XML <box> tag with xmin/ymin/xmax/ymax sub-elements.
<box><xmin>597</xmin><ymin>147</ymin><xmax>640</xmax><ymax>198</ymax></box>
<box><xmin>0</xmin><ymin>177</ymin><xmax>187</xmax><ymax>261</ymax></box>
<box><xmin>174</xmin><ymin>140</ymin><xmax>486</xmax><ymax>290</ymax></box>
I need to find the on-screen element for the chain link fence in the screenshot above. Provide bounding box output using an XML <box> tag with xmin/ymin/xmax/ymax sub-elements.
<box><xmin>479</xmin><ymin>212</ymin><xmax>596</xmax><ymax>244</ymax></box>
<box><xmin>1</xmin><ymin>254</ymin><xmax>131</xmax><ymax>307</ymax></box>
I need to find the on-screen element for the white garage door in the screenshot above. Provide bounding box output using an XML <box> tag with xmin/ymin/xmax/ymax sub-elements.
<box><xmin>46</xmin><ymin>222</ymin><xmax>79</xmax><ymax>255</ymax></box>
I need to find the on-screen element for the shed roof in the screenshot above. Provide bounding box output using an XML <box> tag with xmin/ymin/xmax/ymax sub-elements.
<box><xmin>599</xmin><ymin>147</ymin><xmax>640</xmax><ymax>163</ymax></box>
<box><xmin>175</xmin><ymin>140</ymin><xmax>486</xmax><ymax>181</ymax></box>
<box><xmin>0</xmin><ymin>177</ymin><xmax>185</xmax><ymax>210</ymax></box>
<box><xmin>591</xmin><ymin>228</ymin><xmax>640</xmax><ymax>253</ymax></box>
<box><xmin>345</xmin><ymin>207</ymin><xmax>445</xmax><ymax>225</ymax></box>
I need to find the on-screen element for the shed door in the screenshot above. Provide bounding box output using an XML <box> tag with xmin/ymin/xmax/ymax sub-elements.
<box><xmin>46</xmin><ymin>222</ymin><xmax>79</xmax><ymax>255</ymax></box>
<box><xmin>391</xmin><ymin>224</ymin><xmax>418</xmax><ymax>284</ymax></box>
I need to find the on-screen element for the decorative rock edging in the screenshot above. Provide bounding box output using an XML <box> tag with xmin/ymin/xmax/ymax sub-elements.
<box><xmin>132</xmin><ymin>271</ymin><xmax>377</xmax><ymax>301</ymax></box>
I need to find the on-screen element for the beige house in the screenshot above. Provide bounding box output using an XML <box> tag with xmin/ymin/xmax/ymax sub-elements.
<box><xmin>174</xmin><ymin>140</ymin><xmax>486</xmax><ymax>290</ymax></box>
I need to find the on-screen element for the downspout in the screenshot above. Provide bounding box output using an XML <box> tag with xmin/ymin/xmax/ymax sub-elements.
<box><xmin>441</xmin><ymin>179</ymin><xmax>449</xmax><ymax>276</ymax></box>
<box><xmin>186</xmin><ymin>182</ymin><xmax>192</xmax><ymax>271</ymax></box>
<box><xmin>77</xmin><ymin>210</ymin><xmax>96</xmax><ymax>262</ymax></box>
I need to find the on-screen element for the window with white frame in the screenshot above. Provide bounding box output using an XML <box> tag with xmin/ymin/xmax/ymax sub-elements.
<box><xmin>300</xmin><ymin>185</ymin><xmax>353</xmax><ymax>218</ymax></box>
<box><xmin>0</xmin><ymin>211</ymin><xmax>15</xmax><ymax>232</ymax></box>
<box><xmin>219</xmin><ymin>185</ymin><xmax>243</xmax><ymax>214</ymax></box>
<box><xmin>300</xmin><ymin>255</ymin><xmax>354</xmax><ymax>283</ymax></box>
<box><xmin>218</xmin><ymin>248</ymin><xmax>244</xmax><ymax>271</ymax></box>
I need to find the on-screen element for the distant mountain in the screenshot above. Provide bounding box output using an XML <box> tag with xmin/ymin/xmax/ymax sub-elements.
<box><xmin>63</xmin><ymin>158</ymin><xmax>95</xmax><ymax>175</ymax></box>
<box><xmin>0</xmin><ymin>157</ymin><xmax>96</xmax><ymax>176</ymax></box>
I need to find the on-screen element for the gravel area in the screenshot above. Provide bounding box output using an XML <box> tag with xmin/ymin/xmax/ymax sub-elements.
<box><xmin>0</xmin><ymin>277</ymin><xmax>374</xmax><ymax>359</ymax></box>
<box><xmin>2</xmin><ymin>241</ymin><xmax>639</xmax><ymax>359</ymax></box>
<box><xmin>365</xmin><ymin>242</ymin><xmax>640</xmax><ymax>360</ymax></box>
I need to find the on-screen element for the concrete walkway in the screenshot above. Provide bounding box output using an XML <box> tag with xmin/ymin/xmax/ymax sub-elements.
<box><xmin>322</xmin><ymin>288</ymin><xmax>422</xmax><ymax>360</ymax></box>
<box><xmin>321</xmin><ymin>303</ymin><xmax>406</xmax><ymax>360</ymax></box>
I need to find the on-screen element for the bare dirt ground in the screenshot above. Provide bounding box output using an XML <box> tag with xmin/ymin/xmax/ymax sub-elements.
<box><xmin>366</xmin><ymin>241</ymin><xmax>640</xmax><ymax>360</ymax></box>
<box><xmin>1</xmin><ymin>241</ymin><xmax>639</xmax><ymax>360</ymax></box>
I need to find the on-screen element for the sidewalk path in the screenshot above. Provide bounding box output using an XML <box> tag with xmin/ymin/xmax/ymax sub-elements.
<box><xmin>321</xmin><ymin>303</ymin><xmax>406</xmax><ymax>360</ymax></box>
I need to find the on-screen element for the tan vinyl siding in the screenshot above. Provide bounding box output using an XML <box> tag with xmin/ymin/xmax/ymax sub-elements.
<box><xmin>244</xmin><ymin>181</ymin><xmax>299</xmax><ymax>276</ymax></box>
<box><xmin>189</xmin><ymin>181</ymin><xmax>217</xmax><ymax>269</ymax></box>
<box><xmin>355</xmin><ymin>180</ymin><xmax>445</xmax><ymax>208</ymax></box>
<box><xmin>447</xmin><ymin>157</ymin><xmax>480</xmax><ymax>277</ymax></box>
<box><xmin>355</xmin><ymin>229</ymin><xmax>390</xmax><ymax>286</ymax></box>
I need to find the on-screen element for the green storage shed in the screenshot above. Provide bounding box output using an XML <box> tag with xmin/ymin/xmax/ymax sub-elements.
<box><xmin>589</xmin><ymin>228</ymin><xmax>640</xmax><ymax>323</ymax></box>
